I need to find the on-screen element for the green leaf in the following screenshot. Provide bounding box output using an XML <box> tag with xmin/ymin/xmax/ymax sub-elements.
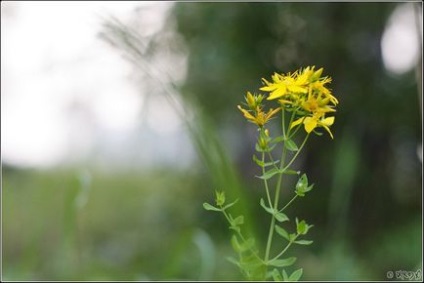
<box><xmin>294</xmin><ymin>240</ymin><xmax>313</xmax><ymax>245</ymax></box>
<box><xmin>271</xmin><ymin>135</ymin><xmax>286</xmax><ymax>144</ymax></box>
<box><xmin>231</xmin><ymin>235</ymin><xmax>255</xmax><ymax>253</ymax></box>
<box><xmin>275</xmin><ymin>211</ymin><xmax>289</xmax><ymax>222</ymax></box>
<box><xmin>257</xmin><ymin>168</ymin><xmax>281</xmax><ymax>180</ymax></box>
<box><xmin>275</xmin><ymin>225</ymin><xmax>290</xmax><ymax>241</ymax></box>
<box><xmin>253</xmin><ymin>154</ymin><xmax>279</xmax><ymax>168</ymax></box>
<box><xmin>288</xmin><ymin>268</ymin><xmax>303</xmax><ymax>281</ymax></box>
<box><xmin>233</xmin><ymin>215</ymin><xmax>244</xmax><ymax>225</ymax></box>
<box><xmin>282</xmin><ymin>169</ymin><xmax>300</xmax><ymax>175</ymax></box>
<box><xmin>264</xmin><ymin>160</ymin><xmax>281</xmax><ymax>167</ymax></box>
<box><xmin>223</xmin><ymin>198</ymin><xmax>239</xmax><ymax>210</ymax></box>
<box><xmin>268</xmin><ymin>257</ymin><xmax>296</xmax><ymax>267</ymax></box>
<box><xmin>272</xmin><ymin>268</ymin><xmax>283</xmax><ymax>281</ymax></box>
<box><xmin>282</xmin><ymin>270</ymin><xmax>289</xmax><ymax>281</ymax></box>
<box><xmin>252</xmin><ymin>154</ymin><xmax>264</xmax><ymax>167</ymax></box>
<box><xmin>203</xmin><ymin>202</ymin><xmax>221</xmax><ymax>212</ymax></box>
<box><xmin>231</xmin><ymin>235</ymin><xmax>242</xmax><ymax>253</ymax></box>
<box><xmin>255</xmin><ymin>143</ymin><xmax>276</xmax><ymax>153</ymax></box>
<box><xmin>284</xmin><ymin>139</ymin><xmax>299</xmax><ymax>152</ymax></box>
<box><xmin>260</xmin><ymin>198</ymin><xmax>275</xmax><ymax>215</ymax></box>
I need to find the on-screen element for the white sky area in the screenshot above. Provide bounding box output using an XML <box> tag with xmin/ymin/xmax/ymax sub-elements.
<box><xmin>1</xmin><ymin>1</ymin><xmax>194</xmax><ymax>169</ymax></box>
<box><xmin>381</xmin><ymin>3</ymin><xmax>422</xmax><ymax>75</ymax></box>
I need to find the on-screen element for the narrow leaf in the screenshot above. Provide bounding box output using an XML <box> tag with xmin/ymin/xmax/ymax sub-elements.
<box><xmin>282</xmin><ymin>169</ymin><xmax>300</xmax><ymax>175</ymax></box>
<box><xmin>275</xmin><ymin>225</ymin><xmax>290</xmax><ymax>241</ymax></box>
<box><xmin>257</xmin><ymin>167</ymin><xmax>281</xmax><ymax>180</ymax></box>
<box><xmin>272</xmin><ymin>268</ymin><xmax>283</xmax><ymax>281</ymax></box>
<box><xmin>231</xmin><ymin>235</ymin><xmax>242</xmax><ymax>253</ymax></box>
<box><xmin>223</xmin><ymin>198</ymin><xmax>239</xmax><ymax>210</ymax></box>
<box><xmin>263</xmin><ymin>159</ymin><xmax>281</xmax><ymax>167</ymax></box>
<box><xmin>268</xmin><ymin>257</ymin><xmax>296</xmax><ymax>267</ymax></box>
<box><xmin>288</xmin><ymin>268</ymin><xmax>303</xmax><ymax>281</ymax></box>
<box><xmin>252</xmin><ymin>154</ymin><xmax>264</xmax><ymax>167</ymax></box>
<box><xmin>271</xmin><ymin>135</ymin><xmax>286</xmax><ymax>143</ymax></box>
<box><xmin>233</xmin><ymin>215</ymin><xmax>244</xmax><ymax>225</ymax></box>
<box><xmin>260</xmin><ymin>198</ymin><xmax>275</xmax><ymax>215</ymax></box>
<box><xmin>203</xmin><ymin>202</ymin><xmax>221</xmax><ymax>212</ymax></box>
<box><xmin>255</xmin><ymin>143</ymin><xmax>264</xmax><ymax>152</ymax></box>
<box><xmin>284</xmin><ymin>139</ymin><xmax>299</xmax><ymax>151</ymax></box>
<box><xmin>275</xmin><ymin>212</ymin><xmax>289</xmax><ymax>222</ymax></box>
<box><xmin>294</xmin><ymin>240</ymin><xmax>313</xmax><ymax>245</ymax></box>
<box><xmin>282</xmin><ymin>270</ymin><xmax>289</xmax><ymax>281</ymax></box>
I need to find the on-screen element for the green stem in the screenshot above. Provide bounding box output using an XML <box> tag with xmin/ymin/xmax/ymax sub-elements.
<box><xmin>262</xmin><ymin>152</ymin><xmax>273</xmax><ymax>208</ymax></box>
<box><xmin>264</xmin><ymin>207</ymin><xmax>276</xmax><ymax>262</ymax></box>
<box><xmin>288</xmin><ymin>123</ymin><xmax>302</xmax><ymax>140</ymax></box>
<box><xmin>264</xmin><ymin>112</ymin><xmax>289</xmax><ymax>261</ymax></box>
<box><xmin>279</xmin><ymin>194</ymin><xmax>298</xmax><ymax>213</ymax></box>
<box><xmin>269</xmin><ymin>234</ymin><xmax>299</xmax><ymax>262</ymax></box>
<box><xmin>282</xmin><ymin>133</ymin><xmax>310</xmax><ymax>172</ymax></box>
<box><xmin>281</xmin><ymin>108</ymin><xmax>286</xmax><ymax>138</ymax></box>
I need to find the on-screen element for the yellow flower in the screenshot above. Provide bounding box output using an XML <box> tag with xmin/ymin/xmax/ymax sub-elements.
<box><xmin>244</xmin><ymin>91</ymin><xmax>264</xmax><ymax>110</ymax></box>
<box><xmin>251</xmin><ymin>66</ymin><xmax>338</xmax><ymax>138</ymax></box>
<box><xmin>260</xmin><ymin>72</ymin><xmax>308</xmax><ymax>100</ymax></box>
<box><xmin>300</xmin><ymin>94</ymin><xmax>336</xmax><ymax>114</ymax></box>
<box><xmin>291</xmin><ymin>114</ymin><xmax>335</xmax><ymax>139</ymax></box>
<box><xmin>238</xmin><ymin>105</ymin><xmax>280</xmax><ymax>127</ymax></box>
<box><xmin>260</xmin><ymin>66</ymin><xmax>337</xmax><ymax>105</ymax></box>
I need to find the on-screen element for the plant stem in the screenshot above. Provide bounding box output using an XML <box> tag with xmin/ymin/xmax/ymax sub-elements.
<box><xmin>264</xmin><ymin>112</ymin><xmax>288</xmax><ymax>262</ymax></box>
<box><xmin>269</xmin><ymin>234</ymin><xmax>299</xmax><ymax>262</ymax></box>
<box><xmin>279</xmin><ymin>195</ymin><xmax>298</xmax><ymax>212</ymax></box>
<box><xmin>282</xmin><ymin>133</ymin><xmax>310</xmax><ymax>172</ymax></box>
<box><xmin>262</xmin><ymin>152</ymin><xmax>273</xmax><ymax>208</ymax></box>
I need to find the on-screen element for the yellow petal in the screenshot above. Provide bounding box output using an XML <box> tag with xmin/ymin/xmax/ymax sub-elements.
<box><xmin>290</xmin><ymin>117</ymin><xmax>304</xmax><ymax>129</ymax></box>
<box><xmin>237</xmin><ymin>105</ymin><xmax>256</xmax><ymax>121</ymax></box>
<box><xmin>266</xmin><ymin>107</ymin><xmax>281</xmax><ymax>120</ymax></box>
<box><xmin>321</xmin><ymin>116</ymin><xmax>335</xmax><ymax>126</ymax></box>
<box><xmin>246</xmin><ymin>92</ymin><xmax>255</xmax><ymax>107</ymax></box>
<box><xmin>278</xmin><ymin>99</ymin><xmax>293</xmax><ymax>105</ymax></box>
<box><xmin>321</xmin><ymin>124</ymin><xmax>334</xmax><ymax>139</ymax></box>
<box><xmin>304</xmin><ymin>117</ymin><xmax>317</xmax><ymax>133</ymax></box>
<box><xmin>260</xmin><ymin>85</ymin><xmax>277</xmax><ymax>91</ymax></box>
<box><xmin>287</xmin><ymin>85</ymin><xmax>308</xmax><ymax>94</ymax></box>
<box><xmin>267</xmin><ymin>85</ymin><xmax>288</xmax><ymax>100</ymax></box>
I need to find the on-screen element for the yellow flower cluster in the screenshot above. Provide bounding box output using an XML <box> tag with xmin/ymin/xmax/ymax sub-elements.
<box><xmin>260</xmin><ymin>66</ymin><xmax>338</xmax><ymax>138</ymax></box>
<box><xmin>237</xmin><ymin>92</ymin><xmax>280</xmax><ymax>128</ymax></box>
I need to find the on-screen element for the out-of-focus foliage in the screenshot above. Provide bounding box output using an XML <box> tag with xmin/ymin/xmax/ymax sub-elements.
<box><xmin>2</xmin><ymin>167</ymin><xmax>239</xmax><ymax>280</ymax></box>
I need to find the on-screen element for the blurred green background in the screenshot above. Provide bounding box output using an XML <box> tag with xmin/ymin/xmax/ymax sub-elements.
<box><xmin>2</xmin><ymin>2</ymin><xmax>422</xmax><ymax>281</ymax></box>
